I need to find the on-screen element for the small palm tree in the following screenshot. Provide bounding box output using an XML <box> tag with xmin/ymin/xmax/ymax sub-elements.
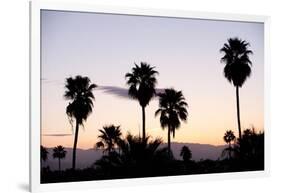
<box><xmin>95</xmin><ymin>133</ymin><xmax>165</xmax><ymax>175</ymax></box>
<box><xmin>223</xmin><ymin>130</ymin><xmax>236</xmax><ymax>159</ymax></box>
<box><xmin>41</xmin><ymin>145</ymin><xmax>49</xmax><ymax>162</ymax></box>
<box><xmin>52</xmin><ymin>145</ymin><xmax>67</xmax><ymax>172</ymax></box>
<box><xmin>155</xmin><ymin>88</ymin><xmax>188</xmax><ymax>156</ymax></box>
<box><xmin>220</xmin><ymin>38</ymin><xmax>253</xmax><ymax>139</ymax></box>
<box><xmin>180</xmin><ymin>146</ymin><xmax>192</xmax><ymax>163</ymax></box>
<box><xmin>64</xmin><ymin>75</ymin><xmax>96</xmax><ymax>170</ymax></box>
<box><xmin>125</xmin><ymin>62</ymin><xmax>158</xmax><ymax>141</ymax></box>
<box><xmin>96</xmin><ymin>125</ymin><xmax>122</xmax><ymax>153</ymax></box>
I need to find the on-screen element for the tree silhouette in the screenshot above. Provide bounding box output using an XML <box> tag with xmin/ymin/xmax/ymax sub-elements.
<box><xmin>236</xmin><ymin>128</ymin><xmax>264</xmax><ymax>160</ymax></box>
<box><xmin>222</xmin><ymin>130</ymin><xmax>236</xmax><ymax>159</ymax></box>
<box><xmin>180</xmin><ymin>145</ymin><xmax>192</xmax><ymax>163</ymax></box>
<box><xmin>155</xmin><ymin>88</ymin><xmax>188</xmax><ymax>156</ymax></box>
<box><xmin>95</xmin><ymin>133</ymin><xmax>167</xmax><ymax>177</ymax></box>
<box><xmin>41</xmin><ymin>145</ymin><xmax>49</xmax><ymax>162</ymax></box>
<box><xmin>220</xmin><ymin>38</ymin><xmax>253</xmax><ymax>139</ymax></box>
<box><xmin>96</xmin><ymin>125</ymin><xmax>122</xmax><ymax>154</ymax></box>
<box><xmin>64</xmin><ymin>75</ymin><xmax>96</xmax><ymax>170</ymax></box>
<box><xmin>125</xmin><ymin>62</ymin><xmax>158</xmax><ymax>141</ymax></box>
<box><xmin>52</xmin><ymin>145</ymin><xmax>67</xmax><ymax>172</ymax></box>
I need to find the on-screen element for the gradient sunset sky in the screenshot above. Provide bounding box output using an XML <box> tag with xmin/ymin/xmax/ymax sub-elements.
<box><xmin>41</xmin><ymin>10</ymin><xmax>264</xmax><ymax>149</ymax></box>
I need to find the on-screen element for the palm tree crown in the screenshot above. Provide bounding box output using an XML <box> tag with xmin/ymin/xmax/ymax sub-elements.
<box><xmin>96</xmin><ymin>125</ymin><xmax>122</xmax><ymax>153</ymax></box>
<box><xmin>125</xmin><ymin>62</ymin><xmax>158</xmax><ymax>140</ymax></box>
<box><xmin>220</xmin><ymin>37</ymin><xmax>253</xmax><ymax>87</ymax></box>
<box><xmin>223</xmin><ymin>130</ymin><xmax>236</xmax><ymax>145</ymax></box>
<box><xmin>125</xmin><ymin>62</ymin><xmax>158</xmax><ymax>106</ymax></box>
<box><xmin>41</xmin><ymin>145</ymin><xmax>49</xmax><ymax>162</ymax></box>
<box><xmin>53</xmin><ymin>145</ymin><xmax>67</xmax><ymax>159</ymax></box>
<box><xmin>180</xmin><ymin>145</ymin><xmax>192</xmax><ymax>162</ymax></box>
<box><xmin>52</xmin><ymin>145</ymin><xmax>67</xmax><ymax>171</ymax></box>
<box><xmin>65</xmin><ymin>75</ymin><xmax>96</xmax><ymax>125</ymax></box>
<box><xmin>155</xmin><ymin>88</ymin><xmax>188</xmax><ymax>155</ymax></box>
<box><xmin>64</xmin><ymin>75</ymin><xmax>96</xmax><ymax>170</ymax></box>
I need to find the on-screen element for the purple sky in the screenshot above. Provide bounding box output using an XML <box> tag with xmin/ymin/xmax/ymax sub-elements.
<box><xmin>41</xmin><ymin>10</ymin><xmax>264</xmax><ymax>148</ymax></box>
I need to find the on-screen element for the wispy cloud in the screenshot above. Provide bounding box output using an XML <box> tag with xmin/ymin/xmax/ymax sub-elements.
<box><xmin>97</xmin><ymin>85</ymin><xmax>165</xmax><ymax>99</ymax></box>
<box><xmin>43</xmin><ymin>133</ymin><xmax>72</xmax><ymax>137</ymax></box>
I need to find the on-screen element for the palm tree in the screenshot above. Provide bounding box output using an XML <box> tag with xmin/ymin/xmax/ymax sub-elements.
<box><xmin>95</xmin><ymin>125</ymin><xmax>122</xmax><ymax>153</ymax></box>
<box><xmin>155</xmin><ymin>88</ymin><xmax>188</xmax><ymax>156</ymax></box>
<box><xmin>41</xmin><ymin>145</ymin><xmax>49</xmax><ymax>162</ymax></box>
<box><xmin>52</xmin><ymin>145</ymin><xmax>67</xmax><ymax>172</ymax></box>
<box><xmin>95</xmin><ymin>133</ymin><xmax>166</xmax><ymax>176</ymax></box>
<box><xmin>64</xmin><ymin>75</ymin><xmax>96</xmax><ymax>170</ymax></box>
<box><xmin>125</xmin><ymin>62</ymin><xmax>158</xmax><ymax>141</ymax></box>
<box><xmin>220</xmin><ymin>37</ymin><xmax>253</xmax><ymax>139</ymax></box>
<box><xmin>180</xmin><ymin>145</ymin><xmax>192</xmax><ymax>163</ymax></box>
<box><xmin>223</xmin><ymin>130</ymin><xmax>236</xmax><ymax>159</ymax></box>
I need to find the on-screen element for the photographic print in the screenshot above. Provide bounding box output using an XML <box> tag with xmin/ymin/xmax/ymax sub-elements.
<box><xmin>40</xmin><ymin>9</ymin><xmax>265</xmax><ymax>184</ymax></box>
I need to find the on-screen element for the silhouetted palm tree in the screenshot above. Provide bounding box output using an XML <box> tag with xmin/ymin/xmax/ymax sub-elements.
<box><xmin>125</xmin><ymin>62</ymin><xmax>158</xmax><ymax>141</ymax></box>
<box><xmin>95</xmin><ymin>133</ymin><xmax>166</xmax><ymax>177</ymax></box>
<box><xmin>52</xmin><ymin>145</ymin><xmax>66</xmax><ymax>172</ymax></box>
<box><xmin>41</xmin><ymin>145</ymin><xmax>49</xmax><ymax>162</ymax></box>
<box><xmin>223</xmin><ymin>130</ymin><xmax>236</xmax><ymax>159</ymax></box>
<box><xmin>180</xmin><ymin>146</ymin><xmax>192</xmax><ymax>163</ymax></box>
<box><xmin>155</xmin><ymin>88</ymin><xmax>188</xmax><ymax>156</ymax></box>
<box><xmin>64</xmin><ymin>75</ymin><xmax>96</xmax><ymax>170</ymax></box>
<box><xmin>118</xmin><ymin>133</ymin><xmax>163</xmax><ymax>162</ymax></box>
<box><xmin>96</xmin><ymin>125</ymin><xmax>122</xmax><ymax>153</ymax></box>
<box><xmin>220</xmin><ymin>38</ymin><xmax>253</xmax><ymax>139</ymax></box>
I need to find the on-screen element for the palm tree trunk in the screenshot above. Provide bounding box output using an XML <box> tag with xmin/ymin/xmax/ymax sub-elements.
<box><xmin>142</xmin><ymin>106</ymin><xmax>146</xmax><ymax>142</ymax></box>
<box><xmin>59</xmin><ymin>158</ymin><xmax>61</xmax><ymax>172</ymax></box>
<box><xmin>168</xmin><ymin>125</ymin><xmax>171</xmax><ymax>157</ymax></box>
<box><xmin>236</xmin><ymin>86</ymin><xmax>242</xmax><ymax>139</ymax></box>
<box><xmin>228</xmin><ymin>143</ymin><xmax>231</xmax><ymax>159</ymax></box>
<box><xmin>72</xmin><ymin>121</ymin><xmax>79</xmax><ymax>170</ymax></box>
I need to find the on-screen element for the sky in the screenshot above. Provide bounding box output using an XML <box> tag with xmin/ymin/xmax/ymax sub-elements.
<box><xmin>41</xmin><ymin>10</ymin><xmax>264</xmax><ymax>149</ymax></box>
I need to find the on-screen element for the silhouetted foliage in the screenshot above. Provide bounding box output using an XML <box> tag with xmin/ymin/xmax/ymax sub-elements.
<box><xmin>180</xmin><ymin>145</ymin><xmax>192</xmax><ymax>162</ymax></box>
<box><xmin>235</xmin><ymin>128</ymin><xmax>264</xmax><ymax>167</ymax></box>
<box><xmin>155</xmin><ymin>88</ymin><xmax>188</xmax><ymax>156</ymax></box>
<box><xmin>125</xmin><ymin>62</ymin><xmax>158</xmax><ymax>141</ymax></box>
<box><xmin>220</xmin><ymin>38</ymin><xmax>253</xmax><ymax>139</ymax></box>
<box><xmin>95</xmin><ymin>125</ymin><xmax>122</xmax><ymax>153</ymax></box>
<box><xmin>53</xmin><ymin>145</ymin><xmax>67</xmax><ymax>172</ymax></box>
<box><xmin>222</xmin><ymin>130</ymin><xmax>236</xmax><ymax>159</ymax></box>
<box><xmin>93</xmin><ymin>133</ymin><xmax>181</xmax><ymax>178</ymax></box>
<box><xmin>41</xmin><ymin>145</ymin><xmax>49</xmax><ymax>162</ymax></box>
<box><xmin>64</xmin><ymin>75</ymin><xmax>96</xmax><ymax>170</ymax></box>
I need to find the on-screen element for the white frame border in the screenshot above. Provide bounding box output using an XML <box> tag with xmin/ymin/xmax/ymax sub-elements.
<box><xmin>30</xmin><ymin>1</ymin><xmax>271</xmax><ymax>192</ymax></box>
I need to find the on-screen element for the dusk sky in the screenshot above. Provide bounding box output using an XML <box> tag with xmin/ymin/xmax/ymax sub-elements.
<box><xmin>41</xmin><ymin>10</ymin><xmax>264</xmax><ymax>149</ymax></box>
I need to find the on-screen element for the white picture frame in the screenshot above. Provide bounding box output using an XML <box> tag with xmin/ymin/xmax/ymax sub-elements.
<box><xmin>30</xmin><ymin>1</ymin><xmax>270</xmax><ymax>192</ymax></box>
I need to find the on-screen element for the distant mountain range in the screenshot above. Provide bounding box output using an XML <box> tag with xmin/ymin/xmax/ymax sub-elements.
<box><xmin>42</xmin><ymin>142</ymin><xmax>227</xmax><ymax>171</ymax></box>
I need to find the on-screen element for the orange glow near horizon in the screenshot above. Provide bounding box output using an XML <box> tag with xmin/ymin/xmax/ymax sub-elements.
<box><xmin>41</xmin><ymin>10</ymin><xmax>264</xmax><ymax>149</ymax></box>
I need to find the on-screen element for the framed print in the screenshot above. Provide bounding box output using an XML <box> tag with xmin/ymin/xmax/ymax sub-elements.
<box><xmin>30</xmin><ymin>1</ymin><xmax>270</xmax><ymax>192</ymax></box>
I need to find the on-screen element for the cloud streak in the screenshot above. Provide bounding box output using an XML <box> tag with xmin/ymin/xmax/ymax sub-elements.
<box><xmin>43</xmin><ymin>133</ymin><xmax>72</xmax><ymax>137</ymax></box>
<box><xmin>97</xmin><ymin>85</ymin><xmax>165</xmax><ymax>99</ymax></box>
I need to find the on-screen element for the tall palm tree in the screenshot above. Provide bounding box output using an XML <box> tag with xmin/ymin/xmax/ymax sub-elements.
<box><xmin>223</xmin><ymin>130</ymin><xmax>236</xmax><ymax>159</ymax></box>
<box><xmin>220</xmin><ymin>38</ymin><xmax>253</xmax><ymax>139</ymax></box>
<box><xmin>64</xmin><ymin>75</ymin><xmax>96</xmax><ymax>170</ymax></box>
<box><xmin>155</xmin><ymin>88</ymin><xmax>188</xmax><ymax>156</ymax></box>
<box><xmin>41</xmin><ymin>145</ymin><xmax>49</xmax><ymax>162</ymax></box>
<box><xmin>180</xmin><ymin>145</ymin><xmax>192</xmax><ymax>163</ymax></box>
<box><xmin>125</xmin><ymin>62</ymin><xmax>158</xmax><ymax>141</ymax></box>
<box><xmin>95</xmin><ymin>125</ymin><xmax>122</xmax><ymax>153</ymax></box>
<box><xmin>52</xmin><ymin>145</ymin><xmax>67</xmax><ymax>172</ymax></box>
